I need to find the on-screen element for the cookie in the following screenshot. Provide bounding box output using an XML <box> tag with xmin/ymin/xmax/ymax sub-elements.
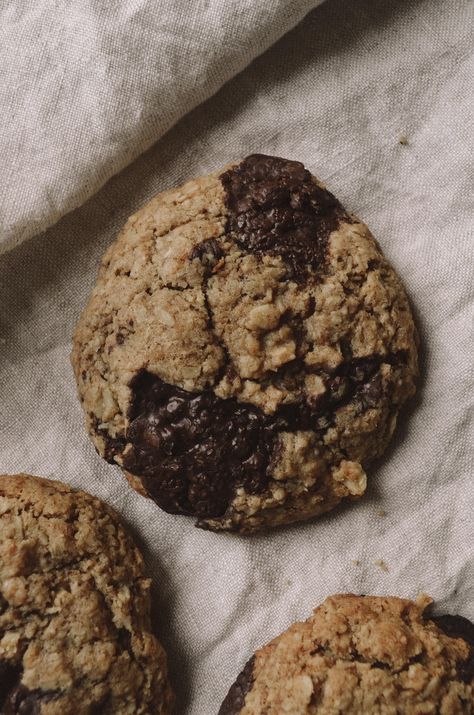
<box><xmin>72</xmin><ymin>154</ymin><xmax>418</xmax><ymax>533</ymax></box>
<box><xmin>219</xmin><ymin>594</ymin><xmax>474</xmax><ymax>714</ymax></box>
<box><xmin>0</xmin><ymin>474</ymin><xmax>173</xmax><ymax>715</ymax></box>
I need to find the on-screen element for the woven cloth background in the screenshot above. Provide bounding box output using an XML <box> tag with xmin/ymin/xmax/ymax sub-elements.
<box><xmin>1</xmin><ymin>1</ymin><xmax>473</xmax><ymax>713</ymax></box>
<box><xmin>0</xmin><ymin>0</ymin><xmax>323</xmax><ymax>253</ymax></box>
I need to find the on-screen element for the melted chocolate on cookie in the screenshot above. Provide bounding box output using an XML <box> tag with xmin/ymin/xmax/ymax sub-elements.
<box><xmin>0</xmin><ymin>665</ymin><xmax>51</xmax><ymax>715</ymax></box>
<box><xmin>0</xmin><ymin>662</ymin><xmax>20</xmax><ymax>712</ymax></box>
<box><xmin>189</xmin><ymin>238</ymin><xmax>224</xmax><ymax>274</ymax></box>
<box><xmin>122</xmin><ymin>354</ymin><xmax>400</xmax><ymax>520</ymax></box>
<box><xmin>220</xmin><ymin>154</ymin><xmax>345</xmax><ymax>280</ymax></box>
<box><xmin>218</xmin><ymin>657</ymin><xmax>255</xmax><ymax>715</ymax></box>
<box><xmin>430</xmin><ymin>614</ymin><xmax>474</xmax><ymax>683</ymax></box>
<box><xmin>124</xmin><ymin>372</ymin><xmax>276</xmax><ymax>518</ymax></box>
<box><xmin>2</xmin><ymin>686</ymin><xmax>46</xmax><ymax>715</ymax></box>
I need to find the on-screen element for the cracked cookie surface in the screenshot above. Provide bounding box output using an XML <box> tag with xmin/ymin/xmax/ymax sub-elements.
<box><xmin>72</xmin><ymin>154</ymin><xmax>418</xmax><ymax>533</ymax></box>
<box><xmin>0</xmin><ymin>474</ymin><xmax>173</xmax><ymax>715</ymax></box>
<box><xmin>219</xmin><ymin>594</ymin><xmax>474</xmax><ymax>714</ymax></box>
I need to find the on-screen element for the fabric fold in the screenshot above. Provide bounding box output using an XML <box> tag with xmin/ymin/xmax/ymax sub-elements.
<box><xmin>0</xmin><ymin>0</ymin><xmax>323</xmax><ymax>254</ymax></box>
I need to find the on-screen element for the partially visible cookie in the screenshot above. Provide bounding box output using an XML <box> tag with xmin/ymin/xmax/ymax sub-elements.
<box><xmin>72</xmin><ymin>154</ymin><xmax>418</xmax><ymax>533</ymax></box>
<box><xmin>219</xmin><ymin>594</ymin><xmax>474</xmax><ymax>714</ymax></box>
<box><xmin>0</xmin><ymin>474</ymin><xmax>174</xmax><ymax>715</ymax></box>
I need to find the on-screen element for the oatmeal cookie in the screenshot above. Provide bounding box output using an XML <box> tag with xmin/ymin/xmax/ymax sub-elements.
<box><xmin>0</xmin><ymin>473</ymin><xmax>173</xmax><ymax>714</ymax></box>
<box><xmin>219</xmin><ymin>594</ymin><xmax>474</xmax><ymax>714</ymax></box>
<box><xmin>72</xmin><ymin>154</ymin><xmax>418</xmax><ymax>532</ymax></box>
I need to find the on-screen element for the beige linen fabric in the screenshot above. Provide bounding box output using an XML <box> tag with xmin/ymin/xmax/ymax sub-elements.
<box><xmin>0</xmin><ymin>1</ymin><xmax>473</xmax><ymax>713</ymax></box>
<box><xmin>0</xmin><ymin>0</ymin><xmax>322</xmax><ymax>254</ymax></box>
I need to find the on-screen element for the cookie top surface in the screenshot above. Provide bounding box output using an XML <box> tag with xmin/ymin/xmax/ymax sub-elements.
<box><xmin>0</xmin><ymin>474</ymin><xmax>173</xmax><ymax>715</ymax></box>
<box><xmin>219</xmin><ymin>594</ymin><xmax>474</xmax><ymax>714</ymax></box>
<box><xmin>72</xmin><ymin>154</ymin><xmax>418</xmax><ymax>533</ymax></box>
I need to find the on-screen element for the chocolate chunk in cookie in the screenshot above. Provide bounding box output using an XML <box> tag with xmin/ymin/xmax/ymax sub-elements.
<box><xmin>219</xmin><ymin>657</ymin><xmax>255</xmax><ymax>715</ymax></box>
<box><xmin>430</xmin><ymin>614</ymin><xmax>474</xmax><ymax>683</ymax></box>
<box><xmin>220</xmin><ymin>154</ymin><xmax>344</xmax><ymax>280</ymax></box>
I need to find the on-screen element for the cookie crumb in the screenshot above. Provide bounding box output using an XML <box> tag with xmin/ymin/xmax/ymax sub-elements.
<box><xmin>377</xmin><ymin>509</ymin><xmax>387</xmax><ymax>517</ymax></box>
<box><xmin>415</xmin><ymin>593</ymin><xmax>433</xmax><ymax>609</ymax></box>
<box><xmin>399</xmin><ymin>135</ymin><xmax>409</xmax><ymax>145</ymax></box>
<box><xmin>374</xmin><ymin>559</ymin><xmax>389</xmax><ymax>572</ymax></box>
<box><xmin>351</xmin><ymin>559</ymin><xmax>361</xmax><ymax>566</ymax></box>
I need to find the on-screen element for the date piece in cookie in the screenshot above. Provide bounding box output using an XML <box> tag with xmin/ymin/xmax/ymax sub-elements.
<box><xmin>219</xmin><ymin>594</ymin><xmax>474</xmax><ymax>714</ymax></box>
<box><xmin>72</xmin><ymin>154</ymin><xmax>418</xmax><ymax>533</ymax></box>
<box><xmin>0</xmin><ymin>474</ymin><xmax>173</xmax><ymax>715</ymax></box>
